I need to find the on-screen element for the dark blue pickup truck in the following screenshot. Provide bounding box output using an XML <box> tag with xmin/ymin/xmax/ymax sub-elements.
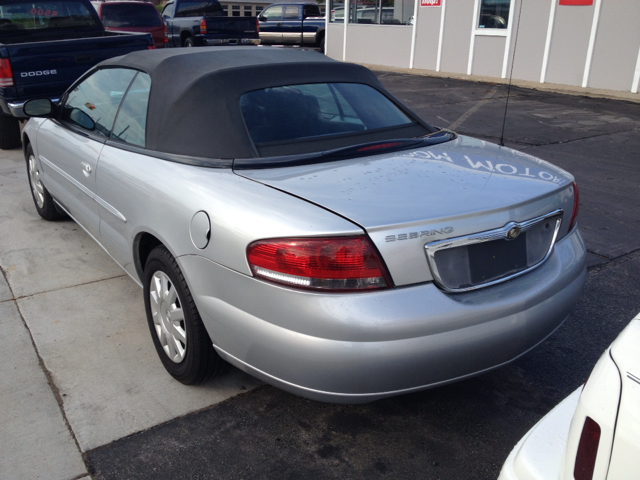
<box><xmin>161</xmin><ymin>0</ymin><xmax>260</xmax><ymax>47</ymax></box>
<box><xmin>0</xmin><ymin>0</ymin><xmax>153</xmax><ymax>149</ymax></box>
<box><xmin>258</xmin><ymin>2</ymin><xmax>325</xmax><ymax>52</ymax></box>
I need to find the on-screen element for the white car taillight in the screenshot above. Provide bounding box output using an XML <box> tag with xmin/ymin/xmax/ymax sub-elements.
<box><xmin>568</xmin><ymin>181</ymin><xmax>579</xmax><ymax>231</ymax></box>
<box><xmin>247</xmin><ymin>236</ymin><xmax>392</xmax><ymax>292</ymax></box>
<box><xmin>574</xmin><ymin>416</ymin><xmax>601</xmax><ymax>480</ymax></box>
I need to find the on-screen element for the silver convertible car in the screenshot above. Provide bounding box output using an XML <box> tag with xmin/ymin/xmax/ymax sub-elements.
<box><xmin>22</xmin><ymin>48</ymin><xmax>586</xmax><ymax>403</ymax></box>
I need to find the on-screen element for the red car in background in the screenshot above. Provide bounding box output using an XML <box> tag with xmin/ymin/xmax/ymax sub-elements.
<box><xmin>92</xmin><ymin>1</ymin><xmax>165</xmax><ymax>49</ymax></box>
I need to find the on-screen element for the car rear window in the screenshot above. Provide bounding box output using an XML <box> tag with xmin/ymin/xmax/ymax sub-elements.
<box><xmin>240</xmin><ymin>83</ymin><xmax>415</xmax><ymax>146</ymax></box>
<box><xmin>101</xmin><ymin>3</ymin><xmax>161</xmax><ymax>27</ymax></box>
<box><xmin>0</xmin><ymin>0</ymin><xmax>99</xmax><ymax>31</ymax></box>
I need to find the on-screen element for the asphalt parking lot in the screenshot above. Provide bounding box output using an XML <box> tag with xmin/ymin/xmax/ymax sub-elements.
<box><xmin>1</xmin><ymin>68</ymin><xmax>639</xmax><ymax>480</ymax></box>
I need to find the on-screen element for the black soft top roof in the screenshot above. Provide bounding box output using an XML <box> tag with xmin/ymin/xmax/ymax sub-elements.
<box><xmin>97</xmin><ymin>47</ymin><xmax>429</xmax><ymax>160</ymax></box>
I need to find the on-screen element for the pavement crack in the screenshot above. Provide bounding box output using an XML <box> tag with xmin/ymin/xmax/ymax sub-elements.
<box><xmin>13</xmin><ymin>300</ymin><xmax>89</xmax><ymax>472</ymax></box>
<box><xmin>13</xmin><ymin>273</ymin><xmax>130</xmax><ymax>300</ymax></box>
<box><xmin>585</xmin><ymin>247</ymin><xmax>640</xmax><ymax>273</ymax></box>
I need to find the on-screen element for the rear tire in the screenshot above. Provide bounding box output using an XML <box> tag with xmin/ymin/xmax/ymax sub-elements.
<box><xmin>25</xmin><ymin>143</ymin><xmax>65</xmax><ymax>221</ymax></box>
<box><xmin>0</xmin><ymin>114</ymin><xmax>21</xmax><ymax>150</ymax></box>
<box><xmin>143</xmin><ymin>245</ymin><xmax>225</xmax><ymax>384</ymax></box>
<box><xmin>319</xmin><ymin>35</ymin><xmax>325</xmax><ymax>54</ymax></box>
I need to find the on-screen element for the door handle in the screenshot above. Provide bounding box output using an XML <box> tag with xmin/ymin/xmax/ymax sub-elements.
<box><xmin>81</xmin><ymin>162</ymin><xmax>92</xmax><ymax>177</ymax></box>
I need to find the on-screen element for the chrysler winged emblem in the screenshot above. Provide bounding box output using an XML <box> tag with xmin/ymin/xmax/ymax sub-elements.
<box><xmin>506</xmin><ymin>226</ymin><xmax>521</xmax><ymax>240</ymax></box>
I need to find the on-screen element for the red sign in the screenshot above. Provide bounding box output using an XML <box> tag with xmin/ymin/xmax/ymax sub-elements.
<box><xmin>559</xmin><ymin>0</ymin><xmax>593</xmax><ymax>5</ymax></box>
<box><xmin>420</xmin><ymin>0</ymin><xmax>441</xmax><ymax>6</ymax></box>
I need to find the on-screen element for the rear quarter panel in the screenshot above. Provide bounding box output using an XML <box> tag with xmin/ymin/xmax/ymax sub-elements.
<box><xmin>94</xmin><ymin>145</ymin><xmax>362</xmax><ymax>282</ymax></box>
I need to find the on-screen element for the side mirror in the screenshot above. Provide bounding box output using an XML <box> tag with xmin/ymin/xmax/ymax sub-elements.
<box><xmin>23</xmin><ymin>98</ymin><xmax>53</xmax><ymax>117</ymax></box>
<box><xmin>258</xmin><ymin>14</ymin><xmax>265</xmax><ymax>21</ymax></box>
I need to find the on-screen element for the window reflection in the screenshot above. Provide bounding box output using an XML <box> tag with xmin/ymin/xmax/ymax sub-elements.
<box><xmin>112</xmin><ymin>72</ymin><xmax>151</xmax><ymax>148</ymax></box>
<box><xmin>478</xmin><ymin>0</ymin><xmax>510</xmax><ymax>29</ymax></box>
<box><xmin>329</xmin><ymin>0</ymin><xmax>414</xmax><ymax>25</ymax></box>
<box><xmin>62</xmin><ymin>68</ymin><xmax>136</xmax><ymax>136</ymax></box>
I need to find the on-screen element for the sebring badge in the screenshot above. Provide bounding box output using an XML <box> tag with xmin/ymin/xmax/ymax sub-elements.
<box><xmin>386</xmin><ymin>227</ymin><xmax>453</xmax><ymax>242</ymax></box>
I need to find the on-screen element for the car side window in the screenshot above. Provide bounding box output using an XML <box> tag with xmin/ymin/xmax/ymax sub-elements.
<box><xmin>61</xmin><ymin>68</ymin><xmax>137</xmax><ymax>137</ymax></box>
<box><xmin>284</xmin><ymin>5</ymin><xmax>298</xmax><ymax>19</ymax></box>
<box><xmin>261</xmin><ymin>5</ymin><xmax>281</xmax><ymax>20</ymax></box>
<box><xmin>111</xmin><ymin>72</ymin><xmax>151</xmax><ymax>148</ymax></box>
<box><xmin>161</xmin><ymin>1</ymin><xmax>174</xmax><ymax>17</ymax></box>
<box><xmin>303</xmin><ymin>4</ymin><xmax>319</xmax><ymax>17</ymax></box>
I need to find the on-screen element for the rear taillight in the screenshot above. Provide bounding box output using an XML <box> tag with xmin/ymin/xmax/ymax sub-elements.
<box><xmin>200</xmin><ymin>18</ymin><xmax>207</xmax><ymax>34</ymax></box>
<box><xmin>247</xmin><ymin>236</ymin><xmax>392</xmax><ymax>292</ymax></box>
<box><xmin>0</xmin><ymin>58</ymin><xmax>14</xmax><ymax>87</ymax></box>
<box><xmin>574</xmin><ymin>416</ymin><xmax>601</xmax><ymax>480</ymax></box>
<box><xmin>255</xmin><ymin>17</ymin><xmax>260</xmax><ymax>33</ymax></box>
<box><xmin>164</xmin><ymin>26</ymin><xmax>168</xmax><ymax>43</ymax></box>
<box><xmin>568</xmin><ymin>181</ymin><xmax>579</xmax><ymax>231</ymax></box>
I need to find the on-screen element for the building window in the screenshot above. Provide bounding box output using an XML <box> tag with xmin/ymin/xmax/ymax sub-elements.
<box><xmin>478</xmin><ymin>0</ymin><xmax>510</xmax><ymax>29</ymax></box>
<box><xmin>244</xmin><ymin>6</ymin><xmax>252</xmax><ymax>16</ymax></box>
<box><xmin>255</xmin><ymin>5</ymin><xmax>263</xmax><ymax>13</ymax></box>
<box><xmin>329</xmin><ymin>0</ymin><xmax>343</xmax><ymax>22</ymax></box>
<box><xmin>330</xmin><ymin>0</ymin><xmax>413</xmax><ymax>25</ymax></box>
<box><xmin>232</xmin><ymin>5</ymin><xmax>240</xmax><ymax>16</ymax></box>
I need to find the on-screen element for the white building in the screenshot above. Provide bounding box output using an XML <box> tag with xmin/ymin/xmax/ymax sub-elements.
<box><xmin>325</xmin><ymin>0</ymin><xmax>640</xmax><ymax>94</ymax></box>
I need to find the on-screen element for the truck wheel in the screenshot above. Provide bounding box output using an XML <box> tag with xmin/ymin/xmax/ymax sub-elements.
<box><xmin>184</xmin><ymin>37</ymin><xmax>195</xmax><ymax>47</ymax></box>
<box><xmin>0</xmin><ymin>115</ymin><xmax>21</xmax><ymax>150</ymax></box>
<box><xmin>320</xmin><ymin>36</ymin><xmax>325</xmax><ymax>54</ymax></box>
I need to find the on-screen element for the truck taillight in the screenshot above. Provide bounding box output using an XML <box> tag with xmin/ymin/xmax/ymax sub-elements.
<box><xmin>255</xmin><ymin>17</ymin><xmax>260</xmax><ymax>33</ymax></box>
<box><xmin>0</xmin><ymin>58</ymin><xmax>14</xmax><ymax>87</ymax></box>
<box><xmin>200</xmin><ymin>18</ymin><xmax>206</xmax><ymax>34</ymax></box>
<box><xmin>247</xmin><ymin>236</ymin><xmax>392</xmax><ymax>292</ymax></box>
<box><xmin>164</xmin><ymin>26</ymin><xmax>168</xmax><ymax>43</ymax></box>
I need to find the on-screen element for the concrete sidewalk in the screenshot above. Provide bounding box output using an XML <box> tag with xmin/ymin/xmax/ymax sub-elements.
<box><xmin>0</xmin><ymin>148</ymin><xmax>261</xmax><ymax>479</ymax></box>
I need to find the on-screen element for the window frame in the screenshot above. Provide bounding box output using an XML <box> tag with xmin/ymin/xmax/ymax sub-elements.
<box><xmin>56</xmin><ymin>67</ymin><xmax>149</xmax><ymax>147</ymax></box>
<box><xmin>260</xmin><ymin>4</ymin><xmax>282</xmax><ymax>20</ymax></box>
<box><xmin>110</xmin><ymin>71</ymin><xmax>152</xmax><ymax>149</ymax></box>
<box><xmin>474</xmin><ymin>0</ymin><xmax>513</xmax><ymax>37</ymax></box>
<box><xmin>330</xmin><ymin>0</ymin><xmax>415</xmax><ymax>26</ymax></box>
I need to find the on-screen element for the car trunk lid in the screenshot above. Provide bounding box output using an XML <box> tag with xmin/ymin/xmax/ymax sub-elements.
<box><xmin>236</xmin><ymin>135</ymin><xmax>576</xmax><ymax>287</ymax></box>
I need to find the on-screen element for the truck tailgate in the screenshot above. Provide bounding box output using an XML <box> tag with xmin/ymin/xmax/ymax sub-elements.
<box><xmin>6</xmin><ymin>32</ymin><xmax>152</xmax><ymax>99</ymax></box>
<box><xmin>205</xmin><ymin>17</ymin><xmax>257</xmax><ymax>35</ymax></box>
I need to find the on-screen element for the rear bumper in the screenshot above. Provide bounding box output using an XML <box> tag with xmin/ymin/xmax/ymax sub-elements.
<box><xmin>180</xmin><ymin>228</ymin><xmax>586</xmax><ymax>403</ymax></box>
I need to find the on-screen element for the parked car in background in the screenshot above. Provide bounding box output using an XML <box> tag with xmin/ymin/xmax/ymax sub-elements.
<box><xmin>21</xmin><ymin>48</ymin><xmax>585</xmax><ymax>403</ymax></box>
<box><xmin>258</xmin><ymin>2</ymin><xmax>324</xmax><ymax>52</ymax></box>
<box><xmin>92</xmin><ymin>1</ymin><xmax>165</xmax><ymax>49</ymax></box>
<box><xmin>499</xmin><ymin>312</ymin><xmax>640</xmax><ymax>480</ymax></box>
<box><xmin>0</xmin><ymin>0</ymin><xmax>154</xmax><ymax>149</ymax></box>
<box><xmin>161</xmin><ymin>0</ymin><xmax>259</xmax><ymax>47</ymax></box>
